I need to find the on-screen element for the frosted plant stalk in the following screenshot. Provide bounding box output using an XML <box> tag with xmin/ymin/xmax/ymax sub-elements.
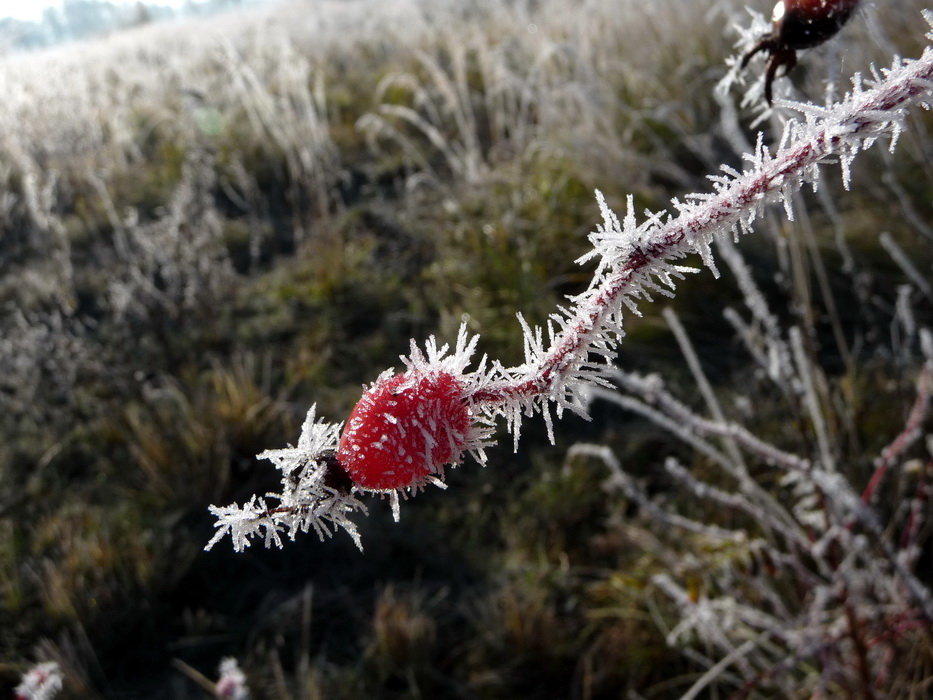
<box><xmin>215</xmin><ymin>658</ymin><xmax>250</xmax><ymax>700</ymax></box>
<box><xmin>208</xmin><ymin>11</ymin><xmax>933</xmax><ymax>552</ymax></box>
<box><xmin>579</xmin><ymin>330</ymin><xmax>933</xmax><ymax>693</ymax></box>
<box><xmin>14</xmin><ymin>662</ymin><xmax>63</xmax><ymax>700</ymax></box>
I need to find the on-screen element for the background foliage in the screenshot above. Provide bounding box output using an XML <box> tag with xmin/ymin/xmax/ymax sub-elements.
<box><xmin>0</xmin><ymin>0</ymin><xmax>931</xmax><ymax>696</ymax></box>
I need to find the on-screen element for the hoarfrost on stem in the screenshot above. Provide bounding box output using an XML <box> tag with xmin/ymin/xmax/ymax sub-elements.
<box><xmin>15</xmin><ymin>662</ymin><xmax>63</xmax><ymax>700</ymax></box>
<box><xmin>215</xmin><ymin>657</ymin><xmax>250</xmax><ymax>700</ymax></box>
<box><xmin>206</xmin><ymin>406</ymin><xmax>367</xmax><ymax>552</ymax></box>
<box><xmin>208</xmin><ymin>10</ymin><xmax>933</xmax><ymax>552</ymax></box>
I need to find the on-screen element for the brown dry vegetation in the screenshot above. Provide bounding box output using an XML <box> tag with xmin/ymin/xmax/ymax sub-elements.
<box><xmin>0</xmin><ymin>0</ymin><xmax>931</xmax><ymax>697</ymax></box>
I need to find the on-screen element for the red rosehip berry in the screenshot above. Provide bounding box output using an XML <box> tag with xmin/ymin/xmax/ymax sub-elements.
<box><xmin>741</xmin><ymin>0</ymin><xmax>860</xmax><ymax>104</ymax></box>
<box><xmin>336</xmin><ymin>370</ymin><xmax>471</xmax><ymax>490</ymax></box>
<box><xmin>774</xmin><ymin>0</ymin><xmax>859</xmax><ymax>51</ymax></box>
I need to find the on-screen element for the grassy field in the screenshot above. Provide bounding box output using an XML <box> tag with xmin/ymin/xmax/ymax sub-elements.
<box><xmin>1</xmin><ymin>0</ymin><xmax>932</xmax><ymax>696</ymax></box>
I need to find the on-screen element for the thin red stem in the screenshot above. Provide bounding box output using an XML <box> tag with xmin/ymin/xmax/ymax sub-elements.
<box><xmin>471</xmin><ymin>49</ymin><xmax>933</xmax><ymax>411</ymax></box>
<box><xmin>862</xmin><ymin>363</ymin><xmax>932</xmax><ymax>504</ymax></box>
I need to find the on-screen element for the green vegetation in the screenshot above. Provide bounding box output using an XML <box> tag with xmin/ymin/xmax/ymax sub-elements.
<box><xmin>1</xmin><ymin>0</ymin><xmax>931</xmax><ymax>696</ymax></box>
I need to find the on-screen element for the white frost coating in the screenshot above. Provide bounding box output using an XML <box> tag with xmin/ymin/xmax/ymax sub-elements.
<box><xmin>205</xmin><ymin>406</ymin><xmax>366</xmax><ymax>552</ymax></box>
<box><xmin>15</xmin><ymin>662</ymin><xmax>63</xmax><ymax>700</ymax></box>
<box><xmin>209</xmin><ymin>12</ymin><xmax>933</xmax><ymax>551</ymax></box>
<box><xmin>468</xmin><ymin>26</ymin><xmax>933</xmax><ymax>444</ymax></box>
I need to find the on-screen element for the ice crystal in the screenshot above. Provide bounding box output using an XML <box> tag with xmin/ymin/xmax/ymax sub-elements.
<box><xmin>206</xmin><ymin>406</ymin><xmax>366</xmax><ymax>552</ymax></box>
<box><xmin>337</xmin><ymin>370</ymin><xmax>472</xmax><ymax>490</ymax></box>
<box><xmin>215</xmin><ymin>658</ymin><xmax>249</xmax><ymax>700</ymax></box>
<box><xmin>209</xmin><ymin>10</ymin><xmax>933</xmax><ymax>551</ymax></box>
<box><xmin>15</xmin><ymin>662</ymin><xmax>63</xmax><ymax>700</ymax></box>
<box><xmin>337</xmin><ymin>326</ymin><xmax>495</xmax><ymax>497</ymax></box>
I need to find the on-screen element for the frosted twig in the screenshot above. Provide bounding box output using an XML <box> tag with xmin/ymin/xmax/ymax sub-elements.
<box><xmin>789</xmin><ymin>327</ymin><xmax>835</xmax><ymax>472</ymax></box>
<box><xmin>862</xmin><ymin>360</ymin><xmax>932</xmax><ymax>504</ymax></box>
<box><xmin>594</xmin><ymin>368</ymin><xmax>812</xmax><ymax>543</ymax></box>
<box><xmin>209</xmin><ymin>13</ymin><xmax>933</xmax><ymax>551</ymax></box>
<box><xmin>569</xmin><ymin>444</ymin><xmax>746</xmax><ymax>544</ymax></box>
<box><xmin>471</xmin><ymin>34</ymin><xmax>933</xmax><ymax>422</ymax></box>
<box><xmin>15</xmin><ymin>662</ymin><xmax>63</xmax><ymax>700</ymax></box>
<box><xmin>680</xmin><ymin>639</ymin><xmax>757</xmax><ymax>700</ymax></box>
<box><xmin>663</xmin><ymin>307</ymin><xmax>747</xmax><ymax>472</ymax></box>
<box><xmin>880</xmin><ymin>231</ymin><xmax>933</xmax><ymax>301</ymax></box>
<box><xmin>718</xmin><ymin>235</ymin><xmax>797</xmax><ymax>390</ymax></box>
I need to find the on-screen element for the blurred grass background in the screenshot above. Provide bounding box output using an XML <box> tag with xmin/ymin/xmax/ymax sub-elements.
<box><xmin>0</xmin><ymin>0</ymin><xmax>931</xmax><ymax>696</ymax></box>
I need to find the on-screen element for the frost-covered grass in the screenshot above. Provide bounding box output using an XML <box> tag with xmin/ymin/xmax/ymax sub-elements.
<box><xmin>1</xmin><ymin>0</ymin><xmax>932</xmax><ymax>696</ymax></box>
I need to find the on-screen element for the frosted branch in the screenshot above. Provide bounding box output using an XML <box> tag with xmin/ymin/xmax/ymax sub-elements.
<box><xmin>209</xmin><ymin>14</ymin><xmax>933</xmax><ymax>551</ymax></box>
<box><xmin>470</xmin><ymin>33</ymin><xmax>933</xmax><ymax>428</ymax></box>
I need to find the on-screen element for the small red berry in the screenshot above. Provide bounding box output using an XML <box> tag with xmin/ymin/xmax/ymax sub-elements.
<box><xmin>773</xmin><ymin>0</ymin><xmax>859</xmax><ymax>51</ymax></box>
<box><xmin>336</xmin><ymin>370</ymin><xmax>471</xmax><ymax>490</ymax></box>
<box><xmin>741</xmin><ymin>0</ymin><xmax>860</xmax><ymax>104</ymax></box>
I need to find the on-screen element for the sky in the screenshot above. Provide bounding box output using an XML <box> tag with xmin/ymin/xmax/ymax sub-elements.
<box><xmin>0</xmin><ymin>1</ymin><xmax>193</xmax><ymax>23</ymax></box>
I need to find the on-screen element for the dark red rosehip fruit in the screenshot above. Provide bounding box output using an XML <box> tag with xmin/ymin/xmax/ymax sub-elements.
<box><xmin>741</xmin><ymin>0</ymin><xmax>860</xmax><ymax>104</ymax></box>
<box><xmin>336</xmin><ymin>370</ymin><xmax>470</xmax><ymax>490</ymax></box>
